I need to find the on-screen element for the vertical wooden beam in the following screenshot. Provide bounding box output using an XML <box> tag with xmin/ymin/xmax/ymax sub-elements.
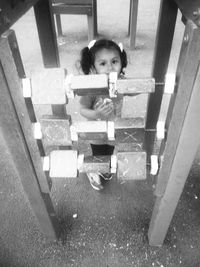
<box><xmin>129</xmin><ymin>0</ymin><xmax>138</xmax><ymax>50</ymax></box>
<box><xmin>148</xmin><ymin>22</ymin><xmax>200</xmax><ymax>246</ymax></box>
<box><xmin>34</xmin><ymin>0</ymin><xmax>60</xmax><ymax>67</ymax></box>
<box><xmin>155</xmin><ymin>21</ymin><xmax>200</xmax><ymax>197</ymax></box>
<box><xmin>0</xmin><ymin>30</ymin><xmax>51</xmax><ymax>192</ymax></box>
<box><xmin>148</xmin><ymin>62</ymin><xmax>200</xmax><ymax>246</ymax></box>
<box><xmin>0</xmin><ymin>62</ymin><xmax>59</xmax><ymax>239</ymax></box>
<box><xmin>93</xmin><ymin>0</ymin><xmax>98</xmax><ymax>36</ymax></box>
<box><xmin>55</xmin><ymin>14</ymin><xmax>63</xmax><ymax>36</ymax></box>
<box><xmin>146</xmin><ymin>0</ymin><xmax>178</xmax><ymax>130</ymax></box>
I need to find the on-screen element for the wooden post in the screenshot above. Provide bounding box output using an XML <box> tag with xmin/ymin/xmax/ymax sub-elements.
<box><xmin>148</xmin><ymin>22</ymin><xmax>200</xmax><ymax>246</ymax></box>
<box><xmin>145</xmin><ymin>0</ymin><xmax>178</xmax><ymax>157</ymax></box>
<box><xmin>34</xmin><ymin>0</ymin><xmax>60</xmax><ymax>67</ymax></box>
<box><xmin>129</xmin><ymin>0</ymin><xmax>138</xmax><ymax>50</ymax></box>
<box><xmin>1</xmin><ymin>30</ymin><xmax>51</xmax><ymax>192</ymax></box>
<box><xmin>0</xmin><ymin>59</ymin><xmax>60</xmax><ymax>240</ymax></box>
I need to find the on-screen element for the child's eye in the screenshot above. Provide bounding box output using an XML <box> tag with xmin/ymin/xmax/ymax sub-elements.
<box><xmin>112</xmin><ymin>59</ymin><xmax>119</xmax><ymax>64</ymax></box>
<box><xmin>100</xmin><ymin>62</ymin><xmax>106</xmax><ymax>66</ymax></box>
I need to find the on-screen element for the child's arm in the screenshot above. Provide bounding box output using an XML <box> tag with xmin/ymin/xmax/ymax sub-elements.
<box><xmin>80</xmin><ymin>96</ymin><xmax>113</xmax><ymax>120</ymax></box>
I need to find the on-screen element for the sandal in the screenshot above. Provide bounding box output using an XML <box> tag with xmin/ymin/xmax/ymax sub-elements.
<box><xmin>87</xmin><ymin>173</ymin><xmax>104</xmax><ymax>190</ymax></box>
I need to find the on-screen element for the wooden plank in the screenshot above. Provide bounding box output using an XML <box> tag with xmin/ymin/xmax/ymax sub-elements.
<box><xmin>115</xmin><ymin>117</ymin><xmax>145</xmax><ymax>128</ymax></box>
<box><xmin>40</xmin><ymin>116</ymin><xmax>72</xmax><ymax>147</ymax></box>
<box><xmin>53</xmin><ymin>0</ymin><xmax>93</xmax><ymax>4</ymax></box>
<box><xmin>73</xmin><ymin>121</ymin><xmax>107</xmax><ymax>133</ymax></box>
<box><xmin>165</xmin><ymin>20</ymin><xmax>195</xmax><ymax>130</ymax></box>
<box><xmin>71</xmin><ymin>74</ymin><xmax>108</xmax><ymax>95</ymax></box>
<box><xmin>92</xmin><ymin>0</ymin><xmax>98</xmax><ymax>36</ymax></box>
<box><xmin>79</xmin><ymin>156</ymin><xmax>110</xmax><ymax>173</ymax></box>
<box><xmin>0</xmin><ymin>30</ymin><xmax>50</xmax><ymax>193</ymax></box>
<box><xmin>52</xmin><ymin>5</ymin><xmax>92</xmax><ymax>15</ymax></box>
<box><xmin>31</xmin><ymin>68</ymin><xmax>66</xmax><ymax>105</ymax></box>
<box><xmin>117</xmin><ymin>152</ymin><xmax>146</xmax><ymax>180</ymax></box>
<box><xmin>115</xmin><ymin>142</ymin><xmax>143</xmax><ymax>153</ymax></box>
<box><xmin>155</xmin><ymin>21</ymin><xmax>200</xmax><ymax>197</ymax></box>
<box><xmin>129</xmin><ymin>0</ymin><xmax>138</xmax><ymax>50</ymax></box>
<box><xmin>120</xmin><ymin>95</ymin><xmax>148</xmax><ymax>120</ymax></box>
<box><xmin>115</xmin><ymin>118</ymin><xmax>145</xmax><ymax>145</ymax></box>
<box><xmin>117</xmin><ymin>78</ymin><xmax>155</xmax><ymax>94</ymax></box>
<box><xmin>151</xmin><ymin>21</ymin><xmax>196</xmax><ymax>161</ymax></box>
<box><xmin>115</xmin><ymin>127</ymin><xmax>144</xmax><ymax>144</ymax></box>
<box><xmin>146</xmin><ymin>0</ymin><xmax>178</xmax><ymax>130</ymax></box>
<box><xmin>34</xmin><ymin>0</ymin><xmax>60</xmax><ymax>67</ymax></box>
<box><xmin>73</xmin><ymin>121</ymin><xmax>107</xmax><ymax>140</ymax></box>
<box><xmin>0</xmin><ymin>62</ymin><xmax>59</xmax><ymax>240</ymax></box>
<box><xmin>148</xmin><ymin>61</ymin><xmax>200</xmax><ymax>246</ymax></box>
<box><xmin>157</xmin><ymin>93</ymin><xmax>171</xmax><ymax>124</ymax></box>
<box><xmin>49</xmin><ymin>150</ymin><xmax>78</xmax><ymax>177</ymax></box>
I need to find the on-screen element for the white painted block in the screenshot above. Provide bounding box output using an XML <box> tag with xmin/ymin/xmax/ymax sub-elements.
<box><xmin>22</xmin><ymin>78</ymin><xmax>32</xmax><ymax>98</ymax></box>
<box><xmin>43</xmin><ymin>156</ymin><xmax>50</xmax><ymax>171</ymax></box>
<box><xmin>107</xmin><ymin>121</ymin><xmax>115</xmax><ymax>140</ymax></box>
<box><xmin>150</xmin><ymin>155</ymin><xmax>159</xmax><ymax>175</ymax></box>
<box><xmin>156</xmin><ymin>121</ymin><xmax>165</xmax><ymax>139</ymax></box>
<box><xmin>33</xmin><ymin>122</ymin><xmax>42</xmax><ymax>139</ymax></box>
<box><xmin>164</xmin><ymin>73</ymin><xmax>175</xmax><ymax>94</ymax></box>
<box><xmin>111</xmin><ymin>155</ymin><xmax>117</xmax><ymax>173</ymax></box>
<box><xmin>49</xmin><ymin>150</ymin><xmax>78</xmax><ymax>178</ymax></box>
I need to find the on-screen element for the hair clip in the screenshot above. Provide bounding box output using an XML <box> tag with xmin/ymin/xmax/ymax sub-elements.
<box><xmin>88</xmin><ymin>39</ymin><xmax>96</xmax><ymax>50</ymax></box>
<box><xmin>118</xmin><ymin>42</ymin><xmax>123</xmax><ymax>52</ymax></box>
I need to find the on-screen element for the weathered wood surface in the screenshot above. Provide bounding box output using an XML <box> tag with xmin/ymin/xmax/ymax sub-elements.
<box><xmin>117</xmin><ymin>78</ymin><xmax>155</xmax><ymax>94</ymax></box>
<box><xmin>155</xmin><ymin>21</ymin><xmax>200</xmax><ymax>197</ymax></box>
<box><xmin>79</xmin><ymin>156</ymin><xmax>111</xmax><ymax>173</ymax></box>
<box><xmin>0</xmin><ymin>32</ymin><xmax>59</xmax><ymax>239</ymax></box>
<box><xmin>129</xmin><ymin>0</ymin><xmax>138</xmax><ymax>50</ymax></box>
<box><xmin>0</xmin><ymin>30</ymin><xmax>50</xmax><ymax>193</ymax></box>
<box><xmin>40</xmin><ymin>116</ymin><xmax>72</xmax><ymax>147</ymax></box>
<box><xmin>149</xmin><ymin>60</ymin><xmax>200</xmax><ymax>246</ymax></box>
<box><xmin>115</xmin><ymin>142</ymin><xmax>143</xmax><ymax>152</ymax></box>
<box><xmin>148</xmin><ymin>21</ymin><xmax>200</xmax><ymax>246</ymax></box>
<box><xmin>120</xmin><ymin>94</ymin><xmax>148</xmax><ymax>120</ymax></box>
<box><xmin>34</xmin><ymin>0</ymin><xmax>60</xmax><ymax>67</ymax></box>
<box><xmin>146</xmin><ymin>0</ymin><xmax>178</xmax><ymax>130</ymax></box>
<box><xmin>71</xmin><ymin>74</ymin><xmax>108</xmax><ymax>95</ymax></box>
<box><xmin>52</xmin><ymin>5</ymin><xmax>92</xmax><ymax>15</ymax></box>
<box><xmin>117</xmin><ymin>152</ymin><xmax>146</xmax><ymax>180</ymax></box>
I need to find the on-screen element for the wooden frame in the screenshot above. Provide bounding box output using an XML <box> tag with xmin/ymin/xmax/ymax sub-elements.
<box><xmin>147</xmin><ymin>0</ymin><xmax>200</xmax><ymax>246</ymax></box>
<box><xmin>0</xmin><ymin>30</ymin><xmax>60</xmax><ymax>239</ymax></box>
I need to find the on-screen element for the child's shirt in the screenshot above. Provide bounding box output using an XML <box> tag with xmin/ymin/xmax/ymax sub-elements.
<box><xmin>79</xmin><ymin>94</ymin><xmax>123</xmax><ymax>144</ymax></box>
<box><xmin>79</xmin><ymin>74</ymin><xmax>126</xmax><ymax>144</ymax></box>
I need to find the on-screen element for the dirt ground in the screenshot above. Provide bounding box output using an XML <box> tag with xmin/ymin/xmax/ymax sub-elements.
<box><xmin>1</xmin><ymin>0</ymin><xmax>200</xmax><ymax>266</ymax></box>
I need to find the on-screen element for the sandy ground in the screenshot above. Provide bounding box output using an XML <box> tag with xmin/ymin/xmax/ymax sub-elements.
<box><xmin>1</xmin><ymin>0</ymin><xmax>200</xmax><ymax>266</ymax></box>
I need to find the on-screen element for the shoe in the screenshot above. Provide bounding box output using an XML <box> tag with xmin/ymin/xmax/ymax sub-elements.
<box><xmin>100</xmin><ymin>173</ymin><xmax>113</xmax><ymax>180</ymax></box>
<box><xmin>87</xmin><ymin>173</ymin><xmax>103</xmax><ymax>190</ymax></box>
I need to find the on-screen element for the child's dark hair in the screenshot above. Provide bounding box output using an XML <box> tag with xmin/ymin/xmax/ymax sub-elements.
<box><xmin>80</xmin><ymin>39</ymin><xmax>127</xmax><ymax>75</ymax></box>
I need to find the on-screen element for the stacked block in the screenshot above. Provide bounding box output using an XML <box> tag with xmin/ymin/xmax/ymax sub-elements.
<box><xmin>23</xmin><ymin>68</ymin><xmax>174</xmax><ymax>180</ymax></box>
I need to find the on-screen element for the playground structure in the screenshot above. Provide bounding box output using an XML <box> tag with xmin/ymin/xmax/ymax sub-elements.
<box><xmin>1</xmin><ymin>0</ymin><xmax>200</xmax><ymax>247</ymax></box>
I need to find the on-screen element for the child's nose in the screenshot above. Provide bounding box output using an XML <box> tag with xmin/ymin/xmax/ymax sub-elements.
<box><xmin>107</xmin><ymin>63</ymin><xmax>114</xmax><ymax>73</ymax></box>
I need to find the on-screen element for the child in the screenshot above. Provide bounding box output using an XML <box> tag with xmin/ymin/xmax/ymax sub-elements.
<box><xmin>79</xmin><ymin>39</ymin><xmax>128</xmax><ymax>190</ymax></box>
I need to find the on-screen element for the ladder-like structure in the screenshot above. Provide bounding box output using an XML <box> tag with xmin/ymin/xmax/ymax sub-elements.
<box><xmin>1</xmin><ymin>0</ymin><xmax>200</xmax><ymax>247</ymax></box>
<box><xmin>23</xmin><ymin>68</ymin><xmax>156</xmax><ymax>181</ymax></box>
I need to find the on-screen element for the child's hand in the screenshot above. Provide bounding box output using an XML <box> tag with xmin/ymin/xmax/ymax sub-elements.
<box><xmin>95</xmin><ymin>101</ymin><xmax>114</xmax><ymax>120</ymax></box>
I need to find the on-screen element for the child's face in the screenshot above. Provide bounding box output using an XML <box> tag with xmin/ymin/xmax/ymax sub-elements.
<box><xmin>93</xmin><ymin>48</ymin><xmax>122</xmax><ymax>76</ymax></box>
